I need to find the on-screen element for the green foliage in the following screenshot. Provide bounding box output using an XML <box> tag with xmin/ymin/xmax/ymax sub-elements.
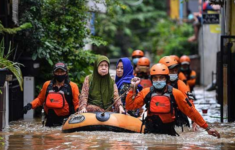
<box><xmin>149</xmin><ymin>19</ymin><xmax>196</xmax><ymax>62</ymax></box>
<box><xmin>0</xmin><ymin>20</ymin><xmax>29</xmax><ymax>91</ymax></box>
<box><xmin>95</xmin><ymin>0</ymin><xmax>196</xmax><ymax>63</ymax></box>
<box><xmin>0</xmin><ymin>38</ymin><xmax>24</xmax><ymax>90</ymax></box>
<box><xmin>94</xmin><ymin>0</ymin><xmax>167</xmax><ymax>58</ymax></box>
<box><xmin>0</xmin><ymin>21</ymin><xmax>32</xmax><ymax>35</ymax></box>
<box><xmin>17</xmin><ymin>0</ymin><xmax>103</xmax><ymax>90</ymax></box>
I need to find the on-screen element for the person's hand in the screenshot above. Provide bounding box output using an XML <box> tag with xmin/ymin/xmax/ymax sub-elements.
<box><xmin>131</xmin><ymin>77</ymin><xmax>141</xmax><ymax>87</ymax></box>
<box><xmin>119</xmin><ymin>105</ymin><xmax>125</xmax><ymax>114</ymax></box>
<box><xmin>23</xmin><ymin>103</ymin><xmax>32</xmax><ymax>114</ymax></box>
<box><xmin>79</xmin><ymin>108</ymin><xmax>87</xmax><ymax>113</ymax></box>
<box><xmin>206</xmin><ymin>127</ymin><xmax>220</xmax><ymax>138</ymax></box>
<box><xmin>192</xmin><ymin>122</ymin><xmax>199</xmax><ymax>132</ymax></box>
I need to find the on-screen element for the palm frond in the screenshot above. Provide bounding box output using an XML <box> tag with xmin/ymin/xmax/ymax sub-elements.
<box><xmin>0</xmin><ymin>57</ymin><xmax>24</xmax><ymax>91</ymax></box>
<box><xmin>0</xmin><ymin>38</ymin><xmax>4</xmax><ymax>58</ymax></box>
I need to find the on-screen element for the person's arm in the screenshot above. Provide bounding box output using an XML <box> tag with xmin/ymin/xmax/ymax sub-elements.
<box><xmin>70</xmin><ymin>82</ymin><xmax>80</xmax><ymax>111</ymax></box>
<box><xmin>178</xmin><ymin>80</ymin><xmax>195</xmax><ymax>107</ymax></box>
<box><xmin>125</xmin><ymin>87</ymin><xmax>148</xmax><ymax>110</ymax></box>
<box><xmin>113</xmin><ymin>84</ymin><xmax>124</xmax><ymax>113</ymax></box>
<box><xmin>31</xmin><ymin>81</ymin><xmax>50</xmax><ymax>109</ymax></box>
<box><xmin>174</xmin><ymin>88</ymin><xmax>220</xmax><ymax>138</ymax></box>
<box><xmin>79</xmin><ymin>76</ymin><xmax>89</xmax><ymax>111</ymax></box>
<box><xmin>178</xmin><ymin>72</ymin><xmax>187</xmax><ymax>84</ymax></box>
<box><xmin>187</xmin><ymin>71</ymin><xmax>196</xmax><ymax>87</ymax></box>
<box><xmin>173</xmin><ymin>89</ymin><xmax>207</xmax><ymax>128</ymax></box>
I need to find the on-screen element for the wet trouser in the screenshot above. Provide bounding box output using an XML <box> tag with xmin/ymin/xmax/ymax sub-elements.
<box><xmin>45</xmin><ymin>109</ymin><xmax>68</xmax><ymax>127</ymax></box>
<box><xmin>175</xmin><ymin>110</ymin><xmax>190</xmax><ymax>132</ymax></box>
<box><xmin>189</xmin><ymin>85</ymin><xmax>195</xmax><ymax>92</ymax></box>
<box><xmin>144</xmin><ymin>116</ymin><xmax>178</xmax><ymax>136</ymax></box>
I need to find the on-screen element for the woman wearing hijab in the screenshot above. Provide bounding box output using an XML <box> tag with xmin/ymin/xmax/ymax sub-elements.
<box><xmin>79</xmin><ymin>55</ymin><xmax>125</xmax><ymax>113</ymax></box>
<box><xmin>115</xmin><ymin>58</ymin><xmax>142</xmax><ymax>116</ymax></box>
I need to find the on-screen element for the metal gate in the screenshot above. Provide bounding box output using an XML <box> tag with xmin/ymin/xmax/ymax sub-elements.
<box><xmin>219</xmin><ymin>35</ymin><xmax>235</xmax><ymax>122</ymax></box>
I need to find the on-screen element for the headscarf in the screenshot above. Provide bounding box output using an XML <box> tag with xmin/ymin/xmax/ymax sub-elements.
<box><xmin>115</xmin><ymin>57</ymin><xmax>134</xmax><ymax>89</ymax></box>
<box><xmin>88</xmin><ymin>55</ymin><xmax>114</xmax><ymax>109</ymax></box>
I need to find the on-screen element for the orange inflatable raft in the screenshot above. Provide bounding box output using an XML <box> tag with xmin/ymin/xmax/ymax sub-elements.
<box><xmin>62</xmin><ymin>112</ymin><xmax>145</xmax><ymax>133</ymax></box>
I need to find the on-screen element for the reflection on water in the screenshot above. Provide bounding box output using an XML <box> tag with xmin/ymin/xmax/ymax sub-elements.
<box><xmin>1</xmin><ymin>119</ymin><xmax>235</xmax><ymax>150</ymax></box>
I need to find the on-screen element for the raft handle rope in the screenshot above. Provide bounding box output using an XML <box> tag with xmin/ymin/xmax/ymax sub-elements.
<box><xmin>103</xmin><ymin>86</ymin><xmax>132</xmax><ymax>114</ymax></box>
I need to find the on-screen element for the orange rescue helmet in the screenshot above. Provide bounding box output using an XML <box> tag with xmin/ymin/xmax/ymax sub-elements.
<box><xmin>180</xmin><ymin>55</ymin><xmax>190</xmax><ymax>65</ymax></box>
<box><xmin>132</xmin><ymin>50</ymin><xmax>144</xmax><ymax>57</ymax></box>
<box><xmin>137</xmin><ymin>57</ymin><xmax>150</xmax><ymax>66</ymax></box>
<box><xmin>159</xmin><ymin>56</ymin><xmax>178</xmax><ymax>69</ymax></box>
<box><xmin>150</xmin><ymin>63</ymin><xmax>169</xmax><ymax>76</ymax></box>
<box><xmin>170</xmin><ymin>55</ymin><xmax>180</xmax><ymax>63</ymax></box>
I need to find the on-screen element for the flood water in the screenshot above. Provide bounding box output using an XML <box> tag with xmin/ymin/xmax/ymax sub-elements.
<box><xmin>1</xmin><ymin>87</ymin><xmax>235</xmax><ymax>150</ymax></box>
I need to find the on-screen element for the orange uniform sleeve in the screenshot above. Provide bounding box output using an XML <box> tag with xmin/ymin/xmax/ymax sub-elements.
<box><xmin>177</xmin><ymin>80</ymin><xmax>195</xmax><ymax>107</ymax></box>
<box><xmin>125</xmin><ymin>88</ymin><xmax>150</xmax><ymax>110</ymax></box>
<box><xmin>70</xmin><ymin>81</ymin><xmax>80</xmax><ymax>112</ymax></box>
<box><xmin>178</xmin><ymin>72</ymin><xmax>187</xmax><ymax>82</ymax></box>
<box><xmin>187</xmin><ymin>70</ymin><xmax>196</xmax><ymax>87</ymax></box>
<box><xmin>172</xmin><ymin>88</ymin><xmax>208</xmax><ymax>129</ymax></box>
<box><xmin>31</xmin><ymin>81</ymin><xmax>50</xmax><ymax>109</ymax></box>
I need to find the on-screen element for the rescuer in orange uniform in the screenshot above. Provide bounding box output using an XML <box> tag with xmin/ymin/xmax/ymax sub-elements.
<box><xmin>159</xmin><ymin>56</ymin><xmax>198</xmax><ymax>131</ymax></box>
<box><xmin>170</xmin><ymin>55</ymin><xmax>180</xmax><ymax>63</ymax></box>
<box><xmin>125</xmin><ymin>63</ymin><xmax>220</xmax><ymax>137</ymax></box>
<box><xmin>132</xmin><ymin>50</ymin><xmax>144</xmax><ymax>75</ymax></box>
<box><xmin>23</xmin><ymin>62</ymin><xmax>79</xmax><ymax>127</ymax></box>
<box><xmin>179</xmin><ymin>55</ymin><xmax>197</xmax><ymax>92</ymax></box>
<box><xmin>136</xmin><ymin>57</ymin><xmax>152</xmax><ymax>88</ymax></box>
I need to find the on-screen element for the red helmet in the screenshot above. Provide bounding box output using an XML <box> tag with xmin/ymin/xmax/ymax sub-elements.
<box><xmin>150</xmin><ymin>63</ymin><xmax>169</xmax><ymax>76</ymax></box>
<box><xmin>132</xmin><ymin>50</ymin><xmax>144</xmax><ymax>57</ymax></box>
<box><xmin>170</xmin><ymin>55</ymin><xmax>180</xmax><ymax>63</ymax></box>
<box><xmin>159</xmin><ymin>56</ymin><xmax>178</xmax><ymax>69</ymax></box>
<box><xmin>180</xmin><ymin>55</ymin><xmax>190</xmax><ymax>65</ymax></box>
<box><xmin>137</xmin><ymin>57</ymin><xmax>150</xmax><ymax>66</ymax></box>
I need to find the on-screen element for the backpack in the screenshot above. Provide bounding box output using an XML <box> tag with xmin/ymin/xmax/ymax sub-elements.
<box><xmin>46</xmin><ymin>79</ymin><xmax>74</xmax><ymax>114</ymax></box>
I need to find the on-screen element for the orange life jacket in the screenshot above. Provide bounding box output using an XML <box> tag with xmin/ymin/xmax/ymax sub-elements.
<box><xmin>140</xmin><ymin>79</ymin><xmax>152</xmax><ymax>88</ymax></box>
<box><xmin>46</xmin><ymin>90</ymin><xmax>66</xmax><ymax>109</ymax></box>
<box><xmin>145</xmin><ymin>86</ymin><xmax>175</xmax><ymax>123</ymax></box>
<box><xmin>44</xmin><ymin>81</ymin><xmax>71</xmax><ymax>116</ymax></box>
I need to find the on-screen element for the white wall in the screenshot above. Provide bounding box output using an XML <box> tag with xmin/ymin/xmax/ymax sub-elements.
<box><xmin>199</xmin><ymin>25</ymin><xmax>220</xmax><ymax>85</ymax></box>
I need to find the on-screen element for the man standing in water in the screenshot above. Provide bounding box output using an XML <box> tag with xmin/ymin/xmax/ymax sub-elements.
<box><xmin>23</xmin><ymin>62</ymin><xmax>79</xmax><ymax>127</ymax></box>
<box><xmin>126</xmin><ymin>63</ymin><xmax>220</xmax><ymax>137</ymax></box>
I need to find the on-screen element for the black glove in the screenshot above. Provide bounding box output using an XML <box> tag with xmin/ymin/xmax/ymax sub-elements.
<box><xmin>23</xmin><ymin>103</ymin><xmax>32</xmax><ymax>114</ymax></box>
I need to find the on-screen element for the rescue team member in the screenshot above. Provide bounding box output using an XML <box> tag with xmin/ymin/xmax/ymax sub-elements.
<box><xmin>125</xmin><ymin>63</ymin><xmax>220</xmax><ymax>137</ymax></box>
<box><xmin>170</xmin><ymin>55</ymin><xmax>188</xmax><ymax>86</ymax></box>
<box><xmin>132</xmin><ymin>50</ymin><xmax>144</xmax><ymax>75</ymax></box>
<box><xmin>115</xmin><ymin>58</ymin><xmax>142</xmax><ymax>117</ymax></box>
<box><xmin>79</xmin><ymin>55</ymin><xmax>125</xmax><ymax>113</ymax></box>
<box><xmin>179</xmin><ymin>55</ymin><xmax>197</xmax><ymax>92</ymax></box>
<box><xmin>136</xmin><ymin>57</ymin><xmax>152</xmax><ymax>88</ymax></box>
<box><xmin>170</xmin><ymin>55</ymin><xmax>180</xmax><ymax>64</ymax></box>
<box><xmin>159</xmin><ymin>56</ymin><xmax>198</xmax><ymax>131</ymax></box>
<box><xmin>23</xmin><ymin>62</ymin><xmax>79</xmax><ymax>127</ymax></box>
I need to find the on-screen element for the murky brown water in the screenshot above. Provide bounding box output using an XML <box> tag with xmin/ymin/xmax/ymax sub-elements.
<box><xmin>0</xmin><ymin>87</ymin><xmax>233</xmax><ymax>149</ymax></box>
<box><xmin>0</xmin><ymin>119</ymin><xmax>235</xmax><ymax>150</ymax></box>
